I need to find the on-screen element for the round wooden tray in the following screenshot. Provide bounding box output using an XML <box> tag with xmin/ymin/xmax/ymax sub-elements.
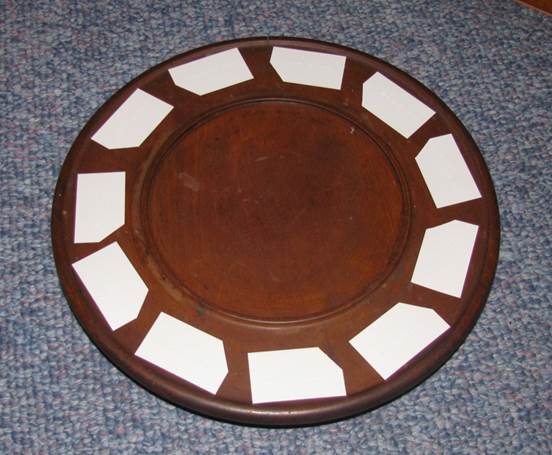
<box><xmin>51</xmin><ymin>37</ymin><xmax>499</xmax><ymax>426</ymax></box>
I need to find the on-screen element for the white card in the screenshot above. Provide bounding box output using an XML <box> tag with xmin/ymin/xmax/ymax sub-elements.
<box><xmin>72</xmin><ymin>242</ymin><xmax>148</xmax><ymax>330</ymax></box>
<box><xmin>270</xmin><ymin>46</ymin><xmax>346</xmax><ymax>89</ymax></box>
<box><xmin>411</xmin><ymin>220</ymin><xmax>479</xmax><ymax>298</ymax></box>
<box><xmin>362</xmin><ymin>72</ymin><xmax>435</xmax><ymax>138</ymax></box>
<box><xmin>248</xmin><ymin>347</ymin><xmax>346</xmax><ymax>404</ymax></box>
<box><xmin>91</xmin><ymin>89</ymin><xmax>173</xmax><ymax>149</ymax></box>
<box><xmin>349</xmin><ymin>303</ymin><xmax>450</xmax><ymax>380</ymax></box>
<box><xmin>136</xmin><ymin>313</ymin><xmax>228</xmax><ymax>394</ymax></box>
<box><xmin>169</xmin><ymin>48</ymin><xmax>253</xmax><ymax>95</ymax></box>
<box><xmin>74</xmin><ymin>172</ymin><xmax>125</xmax><ymax>243</ymax></box>
<box><xmin>416</xmin><ymin>134</ymin><xmax>482</xmax><ymax>208</ymax></box>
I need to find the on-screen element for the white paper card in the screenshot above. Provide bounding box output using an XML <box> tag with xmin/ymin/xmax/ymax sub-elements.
<box><xmin>416</xmin><ymin>134</ymin><xmax>482</xmax><ymax>208</ymax></box>
<box><xmin>74</xmin><ymin>172</ymin><xmax>125</xmax><ymax>243</ymax></box>
<box><xmin>362</xmin><ymin>72</ymin><xmax>435</xmax><ymax>138</ymax></box>
<box><xmin>248</xmin><ymin>347</ymin><xmax>346</xmax><ymax>404</ymax></box>
<box><xmin>270</xmin><ymin>47</ymin><xmax>346</xmax><ymax>89</ymax></box>
<box><xmin>411</xmin><ymin>220</ymin><xmax>479</xmax><ymax>297</ymax></box>
<box><xmin>72</xmin><ymin>242</ymin><xmax>148</xmax><ymax>330</ymax></box>
<box><xmin>136</xmin><ymin>312</ymin><xmax>228</xmax><ymax>394</ymax></box>
<box><xmin>349</xmin><ymin>303</ymin><xmax>450</xmax><ymax>380</ymax></box>
<box><xmin>169</xmin><ymin>48</ymin><xmax>253</xmax><ymax>96</ymax></box>
<box><xmin>91</xmin><ymin>89</ymin><xmax>173</xmax><ymax>149</ymax></box>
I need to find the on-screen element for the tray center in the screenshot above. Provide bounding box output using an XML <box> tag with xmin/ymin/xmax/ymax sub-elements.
<box><xmin>146</xmin><ymin>100</ymin><xmax>407</xmax><ymax>321</ymax></box>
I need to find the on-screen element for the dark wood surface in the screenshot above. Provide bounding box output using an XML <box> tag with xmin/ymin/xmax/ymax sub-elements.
<box><xmin>51</xmin><ymin>37</ymin><xmax>500</xmax><ymax>426</ymax></box>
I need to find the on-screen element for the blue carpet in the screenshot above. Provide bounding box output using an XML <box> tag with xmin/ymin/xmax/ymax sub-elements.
<box><xmin>1</xmin><ymin>1</ymin><xmax>551</xmax><ymax>453</ymax></box>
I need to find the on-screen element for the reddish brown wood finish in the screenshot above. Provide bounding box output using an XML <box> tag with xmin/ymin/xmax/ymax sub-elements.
<box><xmin>51</xmin><ymin>37</ymin><xmax>500</xmax><ymax>426</ymax></box>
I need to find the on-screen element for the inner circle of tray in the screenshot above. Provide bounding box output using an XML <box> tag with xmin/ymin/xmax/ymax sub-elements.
<box><xmin>51</xmin><ymin>37</ymin><xmax>499</xmax><ymax>426</ymax></box>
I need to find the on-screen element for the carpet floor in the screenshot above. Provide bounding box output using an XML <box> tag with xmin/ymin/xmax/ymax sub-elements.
<box><xmin>1</xmin><ymin>1</ymin><xmax>550</xmax><ymax>453</ymax></box>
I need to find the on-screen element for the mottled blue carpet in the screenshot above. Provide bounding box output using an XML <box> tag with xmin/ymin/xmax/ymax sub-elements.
<box><xmin>1</xmin><ymin>1</ymin><xmax>551</xmax><ymax>453</ymax></box>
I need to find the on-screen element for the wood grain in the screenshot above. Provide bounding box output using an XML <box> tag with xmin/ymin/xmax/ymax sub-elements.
<box><xmin>51</xmin><ymin>37</ymin><xmax>500</xmax><ymax>426</ymax></box>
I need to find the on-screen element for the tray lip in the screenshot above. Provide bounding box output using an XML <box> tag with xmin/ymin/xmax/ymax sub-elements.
<box><xmin>51</xmin><ymin>36</ymin><xmax>501</xmax><ymax>427</ymax></box>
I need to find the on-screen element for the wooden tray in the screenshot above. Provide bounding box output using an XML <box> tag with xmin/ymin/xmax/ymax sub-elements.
<box><xmin>51</xmin><ymin>37</ymin><xmax>499</xmax><ymax>426</ymax></box>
